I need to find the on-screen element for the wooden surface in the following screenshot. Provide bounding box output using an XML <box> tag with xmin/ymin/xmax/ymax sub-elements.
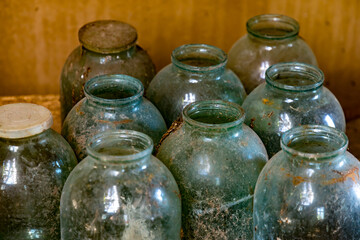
<box><xmin>0</xmin><ymin>0</ymin><xmax>360</xmax><ymax>120</ymax></box>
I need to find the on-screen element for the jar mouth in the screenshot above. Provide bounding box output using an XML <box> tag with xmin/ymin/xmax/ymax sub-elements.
<box><xmin>171</xmin><ymin>44</ymin><xmax>227</xmax><ymax>72</ymax></box>
<box><xmin>265</xmin><ymin>62</ymin><xmax>324</xmax><ymax>92</ymax></box>
<box><xmin>183</xmin><ymin>100</ymin><xmax>245</xmax><ymax>130</ymax></box>
<box><xmin>84</xmin><ymin>74</ymin><xmax>144</xmax><ymax>106</ymax></box>
<box><xmin>87</xmin><ymin>130</ymin><xmax>153</xmax><ymax>162</ymax></box>
<box><xmin>281</xmin><ymin>125</ymin><xmax>348</xmax><ymax>161</ymax></box>
<box><xmin>247</xmin><ymin>14</ymin><xmax>299</xmax><ymax>40</ymax></box>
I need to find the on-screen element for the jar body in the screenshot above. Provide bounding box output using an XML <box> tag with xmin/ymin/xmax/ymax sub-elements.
<box><xmin>0</xmin><ymin>129</ymin><xmax>77</xmax><ymax>239</ymax></box>
<box><xmin>157</xmin><ymin>124</ymin><xmax>268</xmax><ymax>239</ymax></box>
<box><xmin>60</xmin><ymin>46</ymin><xmax>155</xmax><ymax>121</ymax></box>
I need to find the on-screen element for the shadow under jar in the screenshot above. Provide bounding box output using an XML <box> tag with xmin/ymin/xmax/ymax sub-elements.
<box><xmin>62</xmin><ymin>74</ymin><xmax>167</xmax><ymax>161</ymax></box>
<box><xmin>228</xmin><ymin>14</ymin><xmax>317</xmax><ymax>93</ymax></box>
<box><xmin>60</xmin><ymin>20</ymin><xmax>156</xmax><ymax>122</ymax></box>
<box><xmin>156</xmin><ymin>100</ymin><xmax>268</xmax><ymax>239</ymax></box>
<box><xmin>254</xmin><ymin>125</ymin><xmax>360</xmax><ymax>239</ymax></box>
<box><xmin>146</xmin><ymin>44</ymin><xmax>247</xmax><ymax>127</ymax></box>
<box><xmin>242</xmin><ymin>62</ymin><xmax>345</xmax><ymax>158</ymax></box>
<box><xmin>60</xmin><ymin>130</ymin><xmax>181</xmax><ymax>240</ymax></box>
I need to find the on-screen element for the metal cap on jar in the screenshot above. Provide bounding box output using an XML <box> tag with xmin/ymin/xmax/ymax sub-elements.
<box><xmin>0</xmin><ymin>103</ymin><xmax>53</xmax><ymax>139</ymax></box>
<box><xmin>78</xmin><ymin>20</ymin><xmax>138</xmax><ymax>54</ymax></box>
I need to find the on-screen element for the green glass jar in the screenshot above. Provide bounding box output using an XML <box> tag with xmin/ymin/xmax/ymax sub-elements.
<box><xmin>254</xmin><ymin>125</ymin><xmax>360</xmax><ymax>239</ymax></box>
<box><xmin>228</xmin><ymin>14</ymin><xmax>317</xmax><ymax>93</ymax></box>
<box><xmin>146</xmin><ymin>44</ymin><xmax>247</xmax><ymax>127</ymax></box>
<box><xmin>62</xmin><ymin>74</ymin><xmax>167</xmax><ymax>161</ymax></box>
<box><xmin>60</xmin><ymin>20</ymin><xmax>156</xmax><ymax>122</ymax></box>
<box><xmin>0</xmin><ymin>103</ymin><xmax>77</xmax><ymax>239</ymax></box>
<box><xmin>156</xmin><ymin>100</ymin><xmax>268</xmax><ymax>239</ymax></box>
<box><xmin>242</xmin><ymin>62</ymin><xmax>345</xmax><ymax>157</ymax></box>
<box><xmin>60</xmin><ymin>130</ymin><xmax>181</xmax><ymax>239</ymax></box>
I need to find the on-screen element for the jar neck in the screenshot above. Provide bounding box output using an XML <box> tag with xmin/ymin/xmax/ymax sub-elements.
<box><xmin>171</xmin><ymin>44</ymin><xmax>227</xmax><ymax>77</ymax></box>
<box><xmin>84</xmin><ymin>74</ymin><xmax>144</xmax><ymax>108</ymax></box>
<box><xmin>182</xmin><ymin>100</ymin><xmax>245</xmax><ymax>133</ymax></box>
<box><xmin>81</xmin><ymin>45</ymin><xmax>136</xmax><ymax>59</ymax></box>
<box><xmin>281</xmin><ymin>125</ymin><xmax>348</xmax><ymax>166</ymax></box>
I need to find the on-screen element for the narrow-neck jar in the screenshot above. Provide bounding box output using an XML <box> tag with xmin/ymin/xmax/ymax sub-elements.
<box><xmin>146</xmin><ymin>44</ymin><xmax>247</xmax><ymax>127</ymax></box>
<box><xmin>242</xmin><ymin>62</ymin><xmax>345</xmax><ymax>157</ymax></box>
<box><xmin>156</xmin><ymin>100</ymin><xmax>268</xmax><ymax>239</ymax></box>
<box><xmin>60</xmin><ymin>20</ymin><xmax>156</xmax><ymax>122</ymax></box>
<box><xmin>254</xmin><ymin>125</ymin><xmax>360</xmax><ymax>239</ymax></box>
<box><xmin>60</xmin><ymin>130</ymin><xmax>181</xmax><ymax>239</ymax></box>
<box><xmin>228</xmin><ymin>14</ymin><xmax>317</xmax><ymax>93</ymax></box>
<box><xmin>62</xmin><ymin>74</ymin><xmax>167</xmax><ymax>161</ymax></box>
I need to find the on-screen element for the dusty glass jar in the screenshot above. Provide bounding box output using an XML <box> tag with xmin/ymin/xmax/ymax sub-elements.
<box><xmin>146</xmin><ymin>44</ymin><xmax>247</xmax><ymax>127</ymax></box>
<box><xmin>228</xmin><ymin>14</ymin><xmax>317</xmax><ymax>93</ymax></box>
<box><xmin>60</xmin><ymin>20</ymin><xmax>156</xmax><ymax>122</ymax></box>
<box><xmin>156</xmin><ymin>100</ymin><xmax>268</xmax><ymax>239</ymax></box>
<box><xmin>242</xmin><ymin>62</ymin><xmax>345</xmax><ymax>157</ymax></box>
<box><xmin>0</xmin><ymin>103</ymin><xmax>77</xmax><ymax>239</ymax></box>
<box><xmin>60</xmin><ymin>130</ymin><xmax>181</xmax><ymax>240</ymax></box>
<box><xmin>62</xmin><ymin>74</ymin><xmax>167</xmax><ymax>161</ymax></box>
<box><xmin>254</xmin><ymin>125</ymin><xmax>360</xmax><ymax>239</ymax></box>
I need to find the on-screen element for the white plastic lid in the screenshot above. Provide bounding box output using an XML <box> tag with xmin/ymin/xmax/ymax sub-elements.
<box><xmin>0</xmin><ymin>103</ymin><xmax>53</xmax><ymax>139</ymax></box>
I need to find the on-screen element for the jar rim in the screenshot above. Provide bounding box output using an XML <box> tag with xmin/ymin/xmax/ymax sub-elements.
<box><xmin>171</xmin><ymin>44</ymin><xmax>227</xmax><ymax>73</ymax></box>
<box><xmin>246</xmin><ymin>14</ymin><xmax>299</xmax><ymax>40</ymax></box>
<box><xmin>265</xmin><ymin>62</ymin><xmax>324</xmax><ymax>92</ymax></box>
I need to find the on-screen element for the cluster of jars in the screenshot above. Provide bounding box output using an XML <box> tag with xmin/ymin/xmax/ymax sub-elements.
<box><xmin>1</xmin><ymin>14</ymin><xmax>360</xmax><ymax>240</ymax></box>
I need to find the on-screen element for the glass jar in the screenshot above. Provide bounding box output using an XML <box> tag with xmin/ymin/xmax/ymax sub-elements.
<box><xmin>254</xmin><ymin>125</ymin><xmax>360</xmax><ymax>239</ymax></box>
<box><xmin>60</xmin><ymin>20</ymin><xmax>156</xmax><ymax>122</ymax></box>
<box><xmin>228</xmin><ymin>14</ymin><xmax>317</xmax><ymax>93</ymax></box>
<box><xmin>62</xmin><ymin>74</ymin><xmax>167</xmax><ymax>161</ymax></box>
<box><xmin>156</xmin><ymin>100</ymin><xmax>268</xmax><ymax>239</ymax></box>
<box><xmin>146</xmin><ymin>44</ymin><xmax>247</xmax><ymax>127</ymax></box>
<box><xmin>60</xmin><ymin>130</ymin><xmax>181</xmax><ymax>240</ymax></box>
<box><xmin>242</xmin><ymin>62</ymin><xmax>345</xmax><ymax>157</ymax></box>
<box><xmin>0</xmin><ymin>103</ymin><xmax>77</xmax><ymax>239</ymax></box>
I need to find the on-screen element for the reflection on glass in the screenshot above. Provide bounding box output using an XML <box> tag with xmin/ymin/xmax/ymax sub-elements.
<box><xmin>2</xmin><ymin>158</ymin><xmax>17</xmax><ymax>186</ymax></box>
<box><xmin>259</xmin><ymin>61</ymin><xmax>270</xmax><ymax>79</ymax></box>
<box><xmin>28</xmin><ymin>229</ymin><xmax>43</xmax><ymax>239</ymax></box>
<box><xmin>182</xmin><ymin>93</ymin><xmax>196</xmax><ymax>108</ymax></box>
<box><xmin>316</xmin><ymin>207</ymin><xmax>325</xmax><ymax>220</ymax></box>
<box><xmin>156</xmin><ymin>189</ymin><xmax>163</xmax><ymax>202</ymax></box>
<box><xmin>324</xmin><ymin>115</ymin><xmax>335</xmax><ymax>128</ymax></box>
<box><xmin>279</xmin><ymin>113</ymin><xmax>292</xmax><ymax>132</ymax></box>
<box><xmin>197</xmin><ymin>154</ymin><xmax>211</xmax><ymax>176</ymax></box>
<box><xmin>104</xmin><ymin>185</ymin><xmax>120</xmax><ymax>214</ymax></box>
<box><xmin>300</xmin><ymin>183</ymin><xmax>314</xmax><ymax>206</ymax></box>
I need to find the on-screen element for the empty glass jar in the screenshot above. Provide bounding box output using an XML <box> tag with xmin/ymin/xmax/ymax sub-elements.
<box><xmin>242</xmin><ymin>62</ymin><xmax>345</xmax><ymax>157</ymax></box>
<box><xmin>146</xmin><ymin>44</ymin><xmax>247</xmax><ymax>127</ymax></box>
<box><xmin>228</xmin><ymin>14</ymin><xmax>317</xmax><ymax>93</ymax></box>
<box><xmin>156</xmin><ymin>100</ymin><xmax>268</xmax><ymax>239</ymax></box>
<box><xmin>254</xmin><ymin>125</ymin><xmax>360</xmax><ymax>239</ymax></box>
<box><xmin>0</xmin><ymin>103</ymin><xmax>77</xmax><ymax>239</ymax></box>
<box><xmin>60</xmin><ymin>20</ymin><xmax>156</xmax><ymax>122</ymax></box>
<box><xmin>62</xmin><ymin>74</ymin><xmax>167</xmax><ymax>161</ymax></box>
<box><xmin>60</xmin><ymin>130</ymin><xmax>181</xmax><ymax>240</ymax></box>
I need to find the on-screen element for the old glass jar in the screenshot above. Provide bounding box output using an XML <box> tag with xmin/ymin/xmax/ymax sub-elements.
<box><xmin>156</xmin><ymin>100</ymin><xmax>268</xmax><ymax>239</ymax></box>
<box><xmin>60</xmin><ymin>130</ymin><xmax>181</xmax><ymax>239</ymax></box>
<box><xmin>0</xmin><ymin>103</ymin><xmax>77</xmax><ymax>239</ymax></box>
<box><xmin>242</xmin><ymin>62</ymin><xmax>345</xmax><ymax>157</ymax></box>
<box><xmin>254</xmin><ymin>125</ymin><xmax>360</xmax><ymax>239</ymax></box>
<box><xmin>228</xmin><ymin>14</ymin><xmax>317</xmax><ymax>93</ymax></box>
<box><xmin>62</xmin><ymin>74</ymin><xmax>167</xmax><ymax>161</ymax></box>
<box><xmin>60</xmin><ymin>20</ymin><xmax>156</xmax><ymax>122</ymax></box>
<box><xmin>146</xmin><ymin>44</ymin><xmax>247</xmax><ymax>127</ymax></box>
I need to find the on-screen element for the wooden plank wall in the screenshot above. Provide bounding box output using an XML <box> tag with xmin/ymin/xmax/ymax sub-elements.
<box><xmin>0</xmin><ymin>0</ymin><xmax>359</xmax><ymax>120</ymax></box>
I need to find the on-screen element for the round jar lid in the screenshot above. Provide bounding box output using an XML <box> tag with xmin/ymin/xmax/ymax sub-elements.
<box><xmin>78</xmin><ymin>20</ymin><xmax>138</xmax><ymax>54</ymax></box>
<box><xmin>0</xmin><ymin>103</ymin><xmax>53</xmax><ymax>139</ymax></box>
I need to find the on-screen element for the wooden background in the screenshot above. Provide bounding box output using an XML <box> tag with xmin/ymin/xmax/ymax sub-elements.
<box><xmin>1</xmin><ymin>0</ymin><xmax>359</xmax><ymax>120</ymax></box>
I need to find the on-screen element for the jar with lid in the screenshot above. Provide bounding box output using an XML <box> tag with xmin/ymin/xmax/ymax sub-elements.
<box><xmin>228</xmin><ymin>14</ymin><xmax>317</xmax><ymax>93</ymax></box>
<box><xmin>60</xmin><ymin>20</ymin><xmax>156</xmax><ymax>122</ymax></box>
<box><xmin>146</xmin><ymin>44</ymin><xmax>247</xmax><ymax>127</ymax></box>
<box><xmin>60</xmin><ymin>130</ymin><xmax>181</xmax><ymax>239</ymax></box>
<box><xmin>0</xmin><ymin>103</ymin><xmax>77</xmax><ymax>239</ymax></box>
<box><xmin>62</xmin><ymin>74</ymin><xmax>167</xmax><ymax>161</ymax></box>
<box><xmin>254</xmin><ymin>125</ymin><xmax>360</xmax><ymax>239</ymax></box>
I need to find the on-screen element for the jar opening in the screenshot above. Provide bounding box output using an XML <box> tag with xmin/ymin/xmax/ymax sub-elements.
<box><xmin>85</xmin><ymin>74</ymin><xmax>144</xmax><ymax>106</ymax></box>
<box><xmin>171</xmin><ymin>44</ymin><xmax>227</xmax><ymax>72</ymax></box>
<box><xmin>281</xmin><ymin>125</ymin><xmax>348</xmax><ymax>160</ymax></box>
<box><xmin>183</xmin><ymin>100</ymin><xmax>245</xmax><ymax>130</ymax></box>
<box><xmin>266</xmin><ymin>62</ymin><xmax>324</xmax><ymax>92</ymax></box>
<box><xmin>247</xmin><ymin>14</ymin><xmax>299</xmax><ymax>40</ymax></box>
